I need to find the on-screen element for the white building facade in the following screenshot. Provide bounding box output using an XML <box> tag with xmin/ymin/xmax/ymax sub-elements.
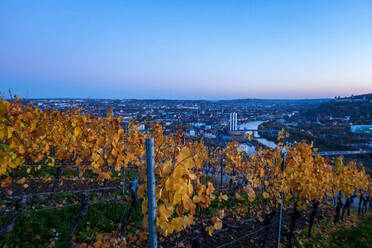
<box><xmin>229</xmin><ymin>112</ymin><xmax>238</xmax><ymax>131</ymax></box>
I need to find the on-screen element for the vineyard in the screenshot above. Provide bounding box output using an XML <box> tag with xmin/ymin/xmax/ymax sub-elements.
<box><xmin>1</xmin><ymin>96</ymin><xmax>371</xmax><ymax>248</ymax></box>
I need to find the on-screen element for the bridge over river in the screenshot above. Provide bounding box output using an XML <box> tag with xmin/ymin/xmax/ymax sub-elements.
<box><xmin>239</xmin><ymin>128</ymin><xmax>278</xmax><ymax>137</ymax></box>
<box><xmin>316</xmin><ymin>150</ymin><xmax>372</xmax><ymax>156</ymax></box>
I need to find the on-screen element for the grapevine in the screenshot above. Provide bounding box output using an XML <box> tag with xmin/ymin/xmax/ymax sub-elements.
<box><xmin>0</xmin><ymin>96</ymin><xmax>371</xmax><ymax>247</ymax></box>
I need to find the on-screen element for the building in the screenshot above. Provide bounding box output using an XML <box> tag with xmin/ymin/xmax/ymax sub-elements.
<box><xmin>350</xmin><ymin>125</ymin><xmax>372</xmax><ymax>134</ymax></box>
<box><xmin>188</xmin><ymin>129</ymin><xmax>196</xmax><ymax>137</ymax></box>
<box><xmin>229</xmin><ymin>112</ymin><xmax>238</xmax><ymax>131</ymax></box>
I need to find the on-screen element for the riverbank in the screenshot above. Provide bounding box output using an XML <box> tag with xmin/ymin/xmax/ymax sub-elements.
<box><xmin>239</xmin><ymin>120</ymin><xmax>277</xmax><ymax>150</ymax></box>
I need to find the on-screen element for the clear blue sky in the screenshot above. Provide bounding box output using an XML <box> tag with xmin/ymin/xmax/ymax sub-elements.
<box><xmin>0</xmin><ymin>0</ymin><xmax>371</xmax><ymax>99</ymax></box>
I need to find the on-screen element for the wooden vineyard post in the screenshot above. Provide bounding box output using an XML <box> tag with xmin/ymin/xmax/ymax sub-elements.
<box><xmin>276</xmin><ymin>152</ymin><xmax>286</xmax><ymax>248</ymax></box>
<box><xmin>52</xmin><ymin>166</ymin><xmax>63</xmax><ymax>192</ymax></box>
<box><xmin>0</xmin><ymin>195</ymin><xmax>27</xmax><ymax>235</ymax></box>
<box><xmin>68</xmin><ymin>192</ymin><xmax>89</xmax><ymax>247</ymax></box>
<box><xmin>123</xmin><ymin>122</ymin><xmax>128</xmax><ymax>194</ymax></box>
<box><xmin>121</xmin><ymin>166</ymin><xmax>126</xmax><ymax>194</ymax></box>
<box><xmin>146</xmin><ymin>138</ymin><xmax>157</xmax><ymax>248</ymax></box>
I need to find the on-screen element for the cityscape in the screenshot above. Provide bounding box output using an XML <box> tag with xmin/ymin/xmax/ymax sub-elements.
<box><xmin>20</xmin><ymin>94</ymin><xmax>372</xmax><ymax>170</ymax></box>
<box><xmin>1</xmin><ymin>1</ymin><xmax>372</xmax><ymax>248</ymax></box>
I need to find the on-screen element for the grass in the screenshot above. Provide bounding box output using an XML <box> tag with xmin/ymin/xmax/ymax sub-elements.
<box><xmin>0</xmin><ymin>185</ymin><xmax>254</xmax><ymax>247</ymax></box>
<box><xmin>299</xmin><ymin>212</ymin><xmax>372</xmax><ymax>248</ymax></box>
<box><xmin>0</xmin><ymin>199</ymin><xmax>143</xmax><ymax>248</ymax></box>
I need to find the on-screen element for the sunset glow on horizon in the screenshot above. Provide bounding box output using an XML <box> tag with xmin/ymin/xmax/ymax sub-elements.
<box><xmin>1</xmin><ymin>0</ymin><xmax>371</xmax><ymax>99</ymax></box>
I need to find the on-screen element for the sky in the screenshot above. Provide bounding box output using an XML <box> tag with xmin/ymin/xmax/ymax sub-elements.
<box><xmin>0</xmin><ymin>0</ymin><xmax>372</xmax><ymax>100</ymax></box>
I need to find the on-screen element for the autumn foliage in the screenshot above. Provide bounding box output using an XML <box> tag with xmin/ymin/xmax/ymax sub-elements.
<box><xmin>0</xmin><ymin>96</ymin><xmax>371</xmax><ymax>247</ymax></box>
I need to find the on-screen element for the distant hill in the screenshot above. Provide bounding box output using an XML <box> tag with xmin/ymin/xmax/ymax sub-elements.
<box><xmin>342</xmin><ymin>93</ymin><xmax>372</xmax><ymax>100</ymax></box>
<box><xmin>304</xmin><ymin>93</ymin><xmax>372</xmax><ymax>123</ymax></box>
<box><xmin>16</xmin><ymin>97</ymin><xmax>331</xmax><ymax>106</ymax></box>
<box><xmin>216</xmin><ymin>98</ymin><xmax>331</xmax><ymax>106</ymax></box>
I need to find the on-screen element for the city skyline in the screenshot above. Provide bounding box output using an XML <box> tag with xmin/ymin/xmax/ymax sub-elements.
<box><xmin>1</xmin><ymin>0</ymin><xmax>372</xmax><ymax>99</ymax></box>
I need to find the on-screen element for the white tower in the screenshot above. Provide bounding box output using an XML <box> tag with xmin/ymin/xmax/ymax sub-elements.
<box><xmin>234</xmin><ymin>112</ymin><xmax>237</xmax><ymax>131</ymax></box>
<box><xmin>229</xmin><ymin>112</ymin><xmax>238</xmax><ymax>131</ymax></box>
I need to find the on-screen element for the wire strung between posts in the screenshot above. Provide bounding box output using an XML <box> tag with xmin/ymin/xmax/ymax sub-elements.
<box><xmin>222</xmin><ymin>215</ymin><xmax>260</xmax><ymax>229</ymax></box>
<box><xmin>20</xmin><ymin>195</ymin><xmax>124</xmax><ymax>213</ymax></box>
<box><xmin>116</xmin><ymin>177</ymin><xmax>138</xmax><ymax>236</ymax></box>
<box><xmin>215</xmin><ymin>220</ymin><xmax>279</xmax><ymax>248</ymax></box>
<box><xmin>4</xmin><ymin>186</ymin><xmax>121</xmax><ymax>200</ymax></box>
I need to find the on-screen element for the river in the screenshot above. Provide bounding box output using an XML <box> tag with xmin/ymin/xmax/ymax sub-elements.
<box><xmin>237</xmin><ymin>120</ymin><xmax>277</xmax><ymax>154</ymax></box>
